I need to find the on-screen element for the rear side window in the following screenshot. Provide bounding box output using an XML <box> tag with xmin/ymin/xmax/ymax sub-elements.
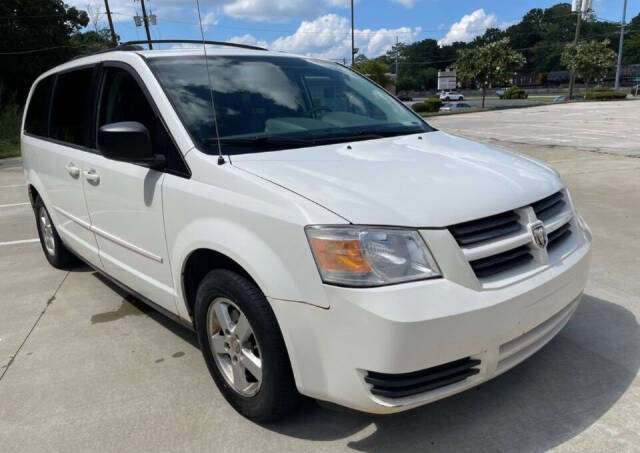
<box><xmin>24</xmin><ymin>76</ymin><xmax>54</xmax><ymax>137</ymax></box>
<box><xmin>50</xmin><ymin>68</ymin><xmax>95</xmax><ymax>146</ymax></box>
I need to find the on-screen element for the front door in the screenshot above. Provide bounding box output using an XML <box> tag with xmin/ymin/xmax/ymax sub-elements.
<box><xmin>81</xmin><ymin>64</ymin><xmax>177</xmax><ymax>312</ymax></box>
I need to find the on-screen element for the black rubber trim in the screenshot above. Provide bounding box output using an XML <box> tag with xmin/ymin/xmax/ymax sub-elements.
<box><xmin>548</xmin><ymin>223</ymin><xmax>572</xmax><ymax>248</ymax></box>
<box><xmin>450</xmin><ymin>211</ymin><xmax>520</xmax><ymax>236</ymax></box>
<box><xmin>537</xmin><ymin>200</ymin><xmax>567</xmax><ymax>221</ymax></box>
<box><xmin>454</xmin><ymin>221</ymin><xmax>522</xmax><ymax>246</ymax></box>
<box><xmin>532</xmin><ymin>191</ymin><xmax>563</xmax><ymax>213</ymax></box>
<box><xmin>470</xmin><ymin>245</ymin><xmax>534</xmax><ymax>278</ymax></box>
<box><xmin>366</xmin><ymin>358</ymin><xmax>480</xmax><ymax>398</ymax></box>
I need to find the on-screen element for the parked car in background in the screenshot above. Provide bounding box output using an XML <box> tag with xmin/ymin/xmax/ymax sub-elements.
<box><xmin>21</xmin><ymin>41</ymin><xmax>592</xmax><ymax>422</ymax></box>
<box><xmin>496</xmin><ymin>89</ymin><xmax>506</xmax><ymax>99</ymax></box>
<box><xmin>439</xmin><ymin>91</ymin><xmax>464</xmax><ymax>101</ymax></box>
<box><xmin>440</xmin><ymin>102</ymin><xmax>472</xmax><ymax>112</ymax></box>
<box><xmin>397</xmin><ymin>94</ymin><xmax>413</xmax><ymax>101</ymax></box>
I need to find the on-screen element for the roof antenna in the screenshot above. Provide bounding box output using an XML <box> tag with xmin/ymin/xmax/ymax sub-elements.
<box><xmin>195</xmin><ymin>0</ymin><xmax>225</xmax><ymax>165</ymax></box>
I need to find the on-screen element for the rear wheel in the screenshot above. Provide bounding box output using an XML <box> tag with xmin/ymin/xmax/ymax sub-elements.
<box><xmin>194</xmin><ymin>269</ymin><xmax>300</xmax><ymax>421</ymax></box>
<box><xmin>34</xmin><ymin>196</ymin><xmax>77</xmax><ymax>269</ymax></box>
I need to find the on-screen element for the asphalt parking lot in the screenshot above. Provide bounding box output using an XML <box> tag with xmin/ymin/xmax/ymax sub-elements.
<box><xmin>1</xmin><ymin>100</ymin><xmax>639</xmax><ymax>452</ymax></box>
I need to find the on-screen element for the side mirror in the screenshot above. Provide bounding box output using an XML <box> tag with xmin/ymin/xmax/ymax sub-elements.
<box><xmin>98</xmin><ymin>121</ymin><xmax>166</xmax><ymax>169</ymax></box>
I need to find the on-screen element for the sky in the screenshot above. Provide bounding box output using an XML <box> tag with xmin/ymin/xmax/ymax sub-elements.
<box><xmin>69</xmin><ymin>0</ymin><xmax>640</xmax><ymax>61</ymax></box>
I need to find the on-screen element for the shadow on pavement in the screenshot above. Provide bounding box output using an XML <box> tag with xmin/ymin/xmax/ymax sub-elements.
<box><xmin>91</xmin><ymin>271</ymin><xmax>199</xmax><ymax>349</ymax></box>
<box><xmin>263</xmin><ymin>294</ymin><xmax>639</xmax><ymax>452</ymax></box>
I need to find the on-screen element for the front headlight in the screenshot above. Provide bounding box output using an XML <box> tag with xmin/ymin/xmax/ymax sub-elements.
<box><xmin>305</xmin><ymin>226</ymin><xmax>441</xmax><ymax>287</ymax></box>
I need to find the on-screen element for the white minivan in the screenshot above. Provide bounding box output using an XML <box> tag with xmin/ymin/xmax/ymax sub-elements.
<box><xmin>21</xmin><ymin>41</ymin><xmax>591</xmax><ymax>421</ymax></box>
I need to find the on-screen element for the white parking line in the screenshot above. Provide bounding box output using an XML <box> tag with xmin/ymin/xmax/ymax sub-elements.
<box><xmin>0</xmin><ymin>202</ymin><xmax>29</xmax><ymax>209</ymax></box>
<box><xmin>0</xmin><ymin>239</ymin><xmax>39</xmax><ymax>247</ymax></box>
<box><xmin>0</xmin><ymin>184</ymin><xmax>26</xmax><ymax>189</ymax></box>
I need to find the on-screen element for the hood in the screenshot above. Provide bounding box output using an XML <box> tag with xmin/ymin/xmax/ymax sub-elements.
<box><xmin>231</xmin><ymin>131</ymin><xmax>563</xmax><ymax>227</ymax></box>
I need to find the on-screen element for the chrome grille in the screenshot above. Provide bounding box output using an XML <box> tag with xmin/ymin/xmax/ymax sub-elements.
<box><xmin>450</xmin><ymin>190</ymin><xmax>575</xmax><ymax>281</ymax></box>
<box><xmin>449</xmin><ymin>211</ymin><xmax>521</xmax><ymax>246</ymax></box>
<box><xmin>469</xmin><ymin>245</ymin><xmax>533</xmax><ymax>278</ymax></box>
<box><xmin>532</xmin><ymin>191</ymin><xmax>566</xmax><ymax>221</ymax></box>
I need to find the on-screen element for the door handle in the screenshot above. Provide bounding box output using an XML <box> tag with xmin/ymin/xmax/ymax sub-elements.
<box><xmin>84</xmin><ymin>169</ymin><xmax>100</xmax><ymax>185</ymax></box>
<box><xmin>65</xmin><ymin>163</ymin><xmax>80</xmax><ymax>178</ymax></box>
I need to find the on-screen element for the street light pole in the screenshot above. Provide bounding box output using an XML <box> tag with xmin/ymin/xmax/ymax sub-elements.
<box><xmin>351</xmin><ymin>0</ymin><xmax>355</xmax><ymax>66</ymax></box>
<box><xmin>568</xmin><ymin>2</ymin><xmax>583</xmax><ymax>100</ymax></box>
<box><xmin>104</xmin><ymin>0</ymin><xmax>118</xmax><ymax>46</ymax></box>
<box><xmin>139</xmin><ymin>0</ymin><xmax>153</xmax><ymax>49</ymax></box>
<box><xmin>614</xmin><ymin>0</ymin><xmax>628</xmax><ymax>89</ymax></box>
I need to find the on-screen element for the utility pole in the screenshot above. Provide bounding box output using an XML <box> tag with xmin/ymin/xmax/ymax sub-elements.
<box><xmin>104</xmin><ymin>0</ymin><xmax>118</xmax><ymax>47</ymax></box>
<box><xmin>614</xmin><ymin>0</ymin><xmax>628</xmax><ymax>89</ymax></box>
<box><xmin>351</xmin><ymin>0</ymin><xmax>355</xmax><ymax>66</ymax></box>
<box><xmin>568</xmin><ymin>0</ymin><xmax>583</xmax><ymax>100</ymax></box>
<box><xmin>140</xmin><ymin>0</ymin><xmax>153</xmax><ymax>49</ymax></box>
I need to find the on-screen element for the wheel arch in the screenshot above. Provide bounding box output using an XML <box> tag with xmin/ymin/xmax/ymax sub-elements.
<box><xmin>181</xmin><ymin>248</ymin><xmax>261</xmax><ymax>322</ymax></box>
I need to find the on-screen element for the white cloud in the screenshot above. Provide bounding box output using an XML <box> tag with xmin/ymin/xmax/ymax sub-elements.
<box><xmin>230</xmin><ymin>14</ymin><xmax>420</xmax><ymax>60</ymax></box>
<box><xmin>228</xmin><ymin>33</ymin><xmax>270</xmax><ymax>48</ymax></box>
<box><xmin>437</xmin><ymin>9</ymin><xmax>497</xmax><ymax>46</ymax></box>
<box><xmin>324</xmin><ymin>0</ymin><xmax>355</xmax><ymax>7</ymax></box>
<box><xmin>223</xmin><ymin>0</ymin><xmax>322</xmax><ymax>22</ymax></box>
<box><xmin>391</xmin><ymin>0</ymin><xmax>418</xmax><ymax>7</ymax></box>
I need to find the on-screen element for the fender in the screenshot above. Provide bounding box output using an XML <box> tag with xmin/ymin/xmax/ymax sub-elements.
<box><xmin>170</xmin><ymin>216</ymin><xmax>331</xmax><ymax>321</ymax></box>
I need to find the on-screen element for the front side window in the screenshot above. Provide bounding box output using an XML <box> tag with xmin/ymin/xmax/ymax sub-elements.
<box><xmin>97</xmin><ymin>66</ymin><xmax>187</xmax><ymax>173</ymax></box>
<box><xmin>147</xmin><ymin>55</ymin><xmax>431</xmax><ymax>155</ymax></box>
<box><xmin>24</xmin><ymin>76</ymin><xmax>54</xmax><ymax>137</ymax></box>
<box><xmin>50</xmin><ymin>68</ymin><xmax>94</xmax><ymax>146</ymax></box>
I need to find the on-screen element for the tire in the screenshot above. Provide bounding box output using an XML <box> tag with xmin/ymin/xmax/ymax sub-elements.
<box><xmin>34</xmin><ymin>196</ymin><xmax>77</xmax><ymax>269</ymax></box>
<box><xmin>459</xmin><ymin>96</ymin><xmax>464</xmax><ymax>101</ymax></box>
<box><xmin>445</xmin><ymin>97</ymin><xmax>450</xmax><ymax>101</ymax></box>
<box><xmin>194</xmin><ymin>269</ymin><xmax>300</xmax><ymax>421</ymax></box>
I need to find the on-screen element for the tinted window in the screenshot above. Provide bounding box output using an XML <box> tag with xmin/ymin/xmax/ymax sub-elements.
<box><xmin>98</xmin><ymin>67</ymin><xmax>186</xmax><ymax>173</ymax></box>
<box><xmin>24</xmin><ymin>76</ymin><xmax>54</xmax><ymax>137</ymax></box>
<box><xmin>50</xmin><ymin>68</ymin><xmax>95</xmax><ymax>146</ymax></box>
<box><xmin>147</xmin><ymin>55</ymin><xmax>430</xmax><ymax>155</ymax></box>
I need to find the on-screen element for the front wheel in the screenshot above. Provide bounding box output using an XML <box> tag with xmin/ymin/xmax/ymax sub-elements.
<box><xmin>194</xmin><ymin>269</ymin><xmax>300</xmax><ymax>421</ymax></box>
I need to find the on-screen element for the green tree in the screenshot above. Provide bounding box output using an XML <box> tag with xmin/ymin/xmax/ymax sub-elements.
<box><xmin>561</xmin><ymin>39</ymin><xmax>617</xmax><ymax>88</ymax></box>
<box><xmin>0</xmin><ymin>0</ymin><xmax>90</xmax><ymax>105</ymax></box>
<box><xmin>455</xmin><ymin>38</ymin><xmax>526</xmax><ymax>108</ymax></box>
<box><xmin>622</xmin><ymin>14</ymin><xmax>640</xmax><ymax>64</ymax></box>
<box><xmin>353</xmin><ymin>56</ymin><xmax>392</xmax><ymax>87</ymax></box>
<box><xmin>70</xmin><ymin>29</ymin><xmax>118</xmax><ymax>54</ymax></box>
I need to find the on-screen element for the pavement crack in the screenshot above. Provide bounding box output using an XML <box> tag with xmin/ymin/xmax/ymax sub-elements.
<box><xmin>0</xmin><ymin>271</ymin><xmax>70</xmax><ymax>382</ymax></box>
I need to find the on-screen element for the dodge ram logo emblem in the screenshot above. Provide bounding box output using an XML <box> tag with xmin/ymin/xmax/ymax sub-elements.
<box><xmin>530</xmin><ymin>221</ymin><xmax>548</xmax><ymax>249</ymax></box>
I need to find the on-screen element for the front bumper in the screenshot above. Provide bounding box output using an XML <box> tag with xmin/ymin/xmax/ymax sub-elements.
<box><xmin>271</xmin><ymin>230</ymin><xmax>591</xmax><ymax>414</ymax></box>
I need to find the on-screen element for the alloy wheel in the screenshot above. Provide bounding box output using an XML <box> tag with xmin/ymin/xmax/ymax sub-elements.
<box><xmin>206</xmin><ymin>297</ymin><xmax>263</xmax><ymax>397</ymax></box>
<box><xmin>39</xmin><ymin>206</ymin><xmax>55</xmax><ymax>256</ymax></box>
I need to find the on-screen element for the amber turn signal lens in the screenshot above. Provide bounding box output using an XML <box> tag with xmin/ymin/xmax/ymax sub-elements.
<box><xmin>309</xmin><ymin>237</ymin><xmax>372</xmax><ymax>274</ymax></box>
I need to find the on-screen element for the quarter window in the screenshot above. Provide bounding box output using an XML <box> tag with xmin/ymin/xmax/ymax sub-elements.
<box><xmin>50</xmin><ymin>68</ymin><xmax>95</xmax><ymax>146</ymax></box>
<box><xmin>24</xmin><ymin>76</ymin><xmax>54</xmax><ymax>137</ymax></box>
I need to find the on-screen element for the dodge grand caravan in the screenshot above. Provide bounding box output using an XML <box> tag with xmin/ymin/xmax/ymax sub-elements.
<box><xmin>21</xmin><ymin>41</ymin><xmax>591</xmax><ymax>421</ymax></box>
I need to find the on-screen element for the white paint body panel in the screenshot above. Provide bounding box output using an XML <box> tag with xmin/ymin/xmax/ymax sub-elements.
<box><xmin>231</xmin><ymin>131</ymin><xmax>563</xmax><ymax>227</ymax></box>
<box><xmin>20</xmin><ymin>48</ymin><xmax>592</xmax><ymax>415</ymax></box>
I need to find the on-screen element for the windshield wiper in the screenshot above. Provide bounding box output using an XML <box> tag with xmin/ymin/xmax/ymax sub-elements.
<box><xmin>204</xmin><ymin>136</ymin><xmax>315</xmax><ymax>149</ymax></box>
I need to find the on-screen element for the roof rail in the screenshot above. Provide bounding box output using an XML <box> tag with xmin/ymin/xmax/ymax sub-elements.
<box><xmin>118</xmin><ymin>39</ymin><xmax>268</xmax><ymax>51</ymax></box>
<box><xmin>70</xmin><ymin>39</ymin><xmax>268</xmax><ymax>61</ymax></box>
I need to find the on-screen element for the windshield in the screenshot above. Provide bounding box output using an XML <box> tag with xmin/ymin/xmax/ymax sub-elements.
<box><xmin>147</xmin><ymin>55</ymin><xmax>431</xmax><ymax>154</ymax></box>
